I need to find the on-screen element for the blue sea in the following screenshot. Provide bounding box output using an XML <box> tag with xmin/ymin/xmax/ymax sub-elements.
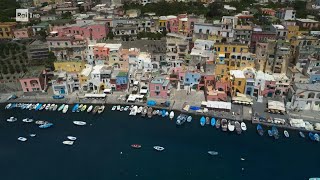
<box><xmin>0</xmin><ymin>104</ymin><xmax>320</xmax><ymax>180</ymax></box>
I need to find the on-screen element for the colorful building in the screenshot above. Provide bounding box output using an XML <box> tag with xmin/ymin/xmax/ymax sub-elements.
<box><xmin>116</xmin><ymin>71</ymin><xmax>128</xmax><ymax>91</ymax></box>
<box><xmin>19</xmin><ymin>69</ymin><xmax>47</xmax><ymax>93</ymax></box>
<box><xmin>54</xmin><ymin>61</ymin><xmax>85</xmax><ymax>72</ymax></box>
<box><xmin>0</xmin><ymin>22</ymin><xmax>16</xmax><ymax>39</ymax></box>
<box><xmin>230</xmin><ymin>70</ymin><xmax>246</xmax><ymax>96</ymax></box>
<box><xmin>149</xmin><ymin>77</ymin><xmax>170</xmax><ymax>99</ymax></box>
<box><xmin>184</xmin><ymin>71</ymin><xmax>201</xmax><ymax>89</ymax></box>
<box><xmin>57</xmin><ymin>22</ymin><xmax>109</xmax><ymax>40</ymax></box>
<box><xmin>13</xmin><ymin>27</ymin><xmax>33</xmax><ymax>39</ymax></box>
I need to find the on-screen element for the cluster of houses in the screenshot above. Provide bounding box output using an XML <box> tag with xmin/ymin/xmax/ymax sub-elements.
<box><xmin>1</xmin><ymin>0</ymin><xmax>320</xmax><ymax>112</ymax></box>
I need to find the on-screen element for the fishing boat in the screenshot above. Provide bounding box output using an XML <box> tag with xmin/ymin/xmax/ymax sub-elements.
<box><xmin>50</xmin><ymin>104</ymin><xmax>56</xmax><ymax>111</ymax></box>
<box><xmin>98</xmin><ymin>105</ymin><xmax>105</xmax><ymax>114</ymax></box>
<box><xmin>39</xmin><ymin>104</ymin><xmax>46</xmax><ymax>111</ymax></box>
<box><xmin>176</xmin><ymin>114</ymin><xmax>188</xmax><ymax>125</ymax></box>
<box><xmin>268</xmin><ymin>130</ymin><xmax>273</xmax><ymax>137</ymax></box>
<box><xmin>309</xmin><ymin>132</ymin><xmax>316</xmax><ymax>141</ymax></box>
<box><xmin>73</xmin><ymin>121</ymin><xmax>87</xmax><ymax>126</ymax></box>
<box><xmin>161</xmin><ymin>110</ymin><xmax>166</xmax><ymax>117</ymax></box>
<box><xmin>215</xmin><ymin>119</ymin><xmax>221</xmax><ymax>129</ymax></box>
<box><xmin>18</xmin><ymin>137</ymin><xmax>27</xmax><ymax>142</ymax></box>
<box><xmin>63</xmin><ymin>141</ymin><xmax>74</xmax><ymax>145</ymax></box>
<box><xmin>92</xmin><ymin>106</ymin><xmax>100</xmax><ymax>114</ymax></box>
<box><xmin>52</xmin><ymin>95</ymin><xmax>64</xmax><ymax>99</ymax></box>
<box><xmin>120</xmin><ymin>106</ymin><xmax>124</xmax><ymax>112</ymax></box>
<box><xmin>241</xmin><ymin>122</ymin><xmax>247</xmax><ymax>131</ymax></box>
<box><xmin>153</xmin><ymin>146</ymin><xmax>165</xmax><ymax>152</ymax></box>
<box><xmin>205</xmin><ymin>117</ymin><xmax>210</xmax><ymax>125</ymax></box>
<box><xmin>257</xmin><ymin>124</ymin><xmax>264</xmax><ymax>136</ymax></box>
<box><xmin>208</xmin><ymin>151</ymin><xmax>218</xmax><ymax>156</ymax></box>
<box><xmin>169</xmin><ymin>111</ymin><xmax>175</xmax><ymax>120</ymax></box>
<box><xmin>72</xmin><ymin>104</ymin><xmax>79</xmax><ymax>112</ymax></box>
<box><xmin>129</xmin><ymin>106</ymin><xmax>138</xmax><ymax>116</ymax></box>
<box><xmin>124</xmin><ymin>106</ymin><xmax>130</xmax><ymax>111</ymax></box>
<box><xmin>87</xmin><ymin>105</ymin><xmax>93</xmax><ymax>113</ymax></box>
<box><xmin>35</xmin><ymin>120</ymin><xmax>46</xmax><ymax>125</ymax></box>
<box><xmin>314</xmin><ymin>133</ymin><xmax>320</xmax><ymax>142</ymax></box>
<box><xmin>116</xmin><ymin>105</ymin><xmax>121</xmax><ymax>111</ymax></box>
<box><xmin>26</xmin><ymin>104</ymin><xmax>32</xmax><ymax>110</ymax></box>
<box><xmin>81</xmin><ymin>105</ymin><xmax>87</xmax><ymax>112</ymax></box>
<box><xmin>228</xmin><ymin>121</ymin><xmax>235</xmax><ymax>132</ymax></box>
<box><xmin>299</xmin><ymin>131</ymin><xmax>305</xmax><ymax>138</ymax></box>
<box><xmin>284</xmin><ymin>130</ymin><xmax>290</xmax><ymax>138</ymax></box>
<box><xmin>5</xmin><ymin>103</ymin><xmax>12</xmax><ymax>109</ymax></box>
<box><xmin>221</xmin><ymin>119</ymin><xmax>228</xmax><ymax>131</ymax></box>
<box><xmin>157</xmin><ymin>110</ymin><xmax>162</xmax><ymax>116</ymax></box>
<box><xmin>22</xmin><ymin>118</ymin><xmax>33</xmax><ymax>123</ymax></box>
<box><xmin>200</xmin><ymin>116</ymin><xmax>206</xmax><ymax>126</ymax></box>
<box><xmin>147</xmin><ymin>107</ymin><xmax>153</xmax><ymax>118</ymax></box>
<box><xmin>7</xmin><ymin>117</ymin><xmax>17</xmax><ymax>122</ymax></box>
<box><xmin>165</xmin><ymin>111</ymin><xmax>169</xmax><ymax>116</ymax></box>
<box><xmin>62</xmin><ymin>105</ymin><xmax>69</xmax><ymax>113</ymax></box>
<box><xmin>235</xmin><ymin>121</ymin><xmax>242</xmax><ymax>134</ymax></box>
<box><xmin>131</xmin><ymin>144</ymin><xmax>141</xmax><ymax>149</ymax></box>
<box><xmin>45</xmin><ymin>104</ymin><xmax>51</xmax><ymax>111</ymax></box>
<box><xmin>141</xmin><ymin>106</ymin><xmax>147</xmax><ymax>117</ymax></box>
<box><xmin>211</xmin><ymin>117</ymin><xmax>216</xmax><ymax>127</ymax></box>
<box><xmin>52</xmin><ymin>104</ymin><xmax>58</xmax><ymax>111</ymax></box>
<box><xmin>58</xmin><ymin>104</ymin><xmax>65</xmax><ymax>111</ymax></box>
<box><xmin>39</xmin><ymin>123</ymin><xmax>53</xmax><ymax>129</ymax></box>
<box><xmin>187</xmin><ymin>116</ymin><xmax>192</xmax><ymax>122</ymax></box>
<box><xmin>111</xmin><ymin>106</ymin><xmax>116</xmax><ymax>111</ymax></box>
<box><xmin>272</xmin><ymin>126</ymin><xmax>279</xmax><ymax>139</ymax></box>
<box><xmin>67</xmin><ymin>136</ymin><xmax>77</xmax><ymax>141</ymax></box>
<box><xmin>35</xmin><ymin>103</ymin><xmax>42</xmax><ymax>111</ymax></box>
<box><xmin>76</xmin><ymin>104</ymin><xmax>83</xmax><ymax>112</ymax></box>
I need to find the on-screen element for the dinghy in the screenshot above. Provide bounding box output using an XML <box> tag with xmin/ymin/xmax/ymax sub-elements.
<box><xmin>208</xmin><ymin>151</ymin><xmax>218</xmax><ymax>156</ymax></box>
<box><xmin>257</xmin><ymin>124</ymin><xmax>264</xmax><ymax>136</ymax></box>
<box><xmin>22</xmin><ymin>118</ymin><xmax>33</xmax><ymax>123</ymax></box>
<box><xmin>268</xmin><ymin>130</ymin><xmax>273</xmax><ymax>137</ymax></box>
<box><xmin>215</xmin><ymin>119</ymin><xmax>221</xmax><ymax>129</ymax></box>
<box><xmin>72</xmin><ymin>104</ymin><xmax>79</xmax><ymax>112</ymax></box>
<box><xmin>39</xmin><ymin>104</ymin><xmax>46</xmax><ymax>111</ymax></box>
<box><xmin>67</xmin><ymin>136</ymin><xmax>77</xmax><ymax>141</ymax></box>
<box><xmin>98</xmin><ymin>105</ymin><xmax>105</xmax><ymax>114</ymax></box>
<box><xmin>30</xmin><ymin>134</ymin><xmax>36</xmax><ymax>137</ymax></box>
<box><xmin>129</xmin><ymin>106</ymin><xmax>138</xmax><ymax>116</ymax></box>
<box><xmin>81</xmin><ymin>105</ymin><xmax>87</xmax><ymax>112</ymax></box>
<box><xmin>211</xmin><ymin>117</ymin><xmax>216</xmax><ymax>127</ymax></box>
<box><xmin>272</xmin><ymin>126</ymin><xmax>279</xmax><ymax>139</ymax></box>
<box><xmin>221</xmin><ymin>119</ymin><xmax>228</xmax><ymax>131</ymax></box>
<box><xmin>228</xmin><ymin>121</ymin><xmax>235</xmax><ymax>132</ymax></box>
<box><xmin>314</xmin><ymin>133</ymin><xmax>320</xmax><ymax>142</ymax></box>
<box><xmin>62</xmin><ymin>105</ymin><xmax>69</xmax><ymax>113</ymax></box>
<box><xmin>200</xmin><ymin>116</ymin><xmax>206</xmax><ymax>126</ymax></box>
<box><xmin>131</xmin><ymin>144</ymin><xmax>141</xmax><ymax>149</ymax></box>
<box><xmin>92</xmin><ymin>106</ymin><xmax>100</xmax><ymax>114</ymax></box>
<box><xmin>284</xmin><ymin>130</ymin><xmax>290</xmax><ymax>138</ymax></box>
<box><xmin>176</xmin><ymin>114</ymin><xmax>188</xmax><ymax>125</ymax></box>
<box><xmin>153</xmin><ymin>146</ymin><xmax>165</xmax><ymax>151</ymax></box>
<box><xmin>111</xmin><ymin>106</ymin><xmax>116</xmax><ymax>111</ymax></box>
<box><xmin>241</xmin><ymin>122</ymin><xmax>247</xmax><ymax>131</ymax></box>
<box><xmin>63</xmin><ymin>141</ymin><xmax>74</xmax><ymax>145</ymax></box>
<box><xmin>7</xmin><ymin>117</ymin><xmax>17</xmax><ymax>122</ymax></box>
<box><xmin>18</xmin><ymin>137</ymin><xmax>27</xmax><ymax>142</ymax></box>
<box><xmin>73</xmin><ymin>121</ymin><xmax>86</xmax><ymax>126</ymax></box>
<box><xmin>58</xmin><ymin>104</ymin><xmax>65</xmax><ymax>111</ymax></box>
<box><xmin>52</xmin><ymin>104</ymin><xmax>58</xmax><ymax>111</ymax></box>
<box><xmin>235</xmin><ymin>121</ymin><xmax>242</xmax><ymax>134</ymax></box>
<box><xmin>124</xmin><ymin>106</ymin><xmax>130</xmax><ymax>111</ymax></box>
<box><xmin>77</xmin><ymin>104</ymin><xmax>83</xmax><ymax>112</ymax></box>
<box><xmin>39</xmin><ymin>123</ymin><xmax>53</xmax><ymax>129</ymax></box>
<box><xmin>87</xmin><ymin>105</ymin><xmax>93</xmax><ymax>113</ymax></box>
<box><xmin>116</xmin><ymin>105</ymin><xmax>121</xmax><ymax>110</ymax></box>
<box><xmin>299</xmin><ymin>131</ymin><xmax>305</xmax><ymax>138</ymax></box>
<box><xmin>35</xmin><ymin>120</ymin><xmax>46</xmax><ymax>125</ymax></box>
<box><xmin>147</xmin><ymin>107</ymin><xmax>153</xmax><ymax>118</ymax></box>
<box><xmin>187</xmin><ymin>116</ymin><xmax>192</xmax><ymax>122</ymax></box>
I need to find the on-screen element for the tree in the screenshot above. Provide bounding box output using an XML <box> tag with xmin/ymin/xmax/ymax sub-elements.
<box><xmin>61</xmin><ymin>12</ymin><xmax>72</xmax><ymax>19</ymax></box>
<box><xmin>44</xmin><ymin>51</ymin><xmax>57</xmax><ymax>70</ymax></box>
<box><xmin>8</xmin><ymin>65</ymin><xmax>15</xmax><ymax>74</ymax></box>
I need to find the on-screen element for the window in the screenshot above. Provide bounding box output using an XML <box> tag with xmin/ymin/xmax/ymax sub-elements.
<box><xmin>163</xmin><ymin>86</ymin><xmax>166</xmax><ymax>90</ymax></box>
<box><xmin>217</xmin><ymin>47</ymin><xmax>220</xmax><ymax>52</ymax></box>
<box><xmin>232</xmin><ymin>47</ymin><xmax>236</xmax><ymax>52</ymax></box>
<box><xmin>57</xmin><ymin>42</ymin><xmax>60</xmax><ymax>46</ymax></box>
<box><xmin>238</xmin><ymin>81</ymin><xmax>241</xmax><ymax>86</ymax></box>
<box><xmin>155</xmin><ymin>86</ymin><xmax>160</xmax><ymax>91</ymax></box>
<box><xmin>24</xmin><ymin>82</ymin><xmax>27</xmax><ymax>86</ymax></box>
<box><xmin>65</xmin><ymin>42</ymin><xmax>68</xmax><ymax>46</ymax></box>
<box><xmin>224</xmin><ymin>47</ymin><xmax>227</xmax><ymax>52</ymax></box>
<box><xmin>186</xmin><ymin>78</ymin><xmax>189</xmax><ymax>82</ymax></box>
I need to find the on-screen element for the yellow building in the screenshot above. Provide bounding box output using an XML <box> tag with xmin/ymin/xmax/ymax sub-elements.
<box><xmin>230</xmin><ymin>70</ymin><xmax>246</xmax><ymax>96</ymax></box>
<box><xmin>214</xmin><ymin>42</ymin><xmax>249</xmax><ymax>53</ymax></box>
<box><xmin>54</xmin><ymin>61</ymin><xmax>85</xmax><ymax>73</ymax></box>
<box><xmin>286</xmin><ymin>25</ymin><xmax>299</xmax><ymax>40</ymax></box>
<box><xmin>0</xmin><ymin>22</ymin><xmax>17</xmax><ymax>39</ymax></box>
<box><xmin>79</xmin><ymin>64</ymin><xmax>93</xmax><ymax>87</ymax></box>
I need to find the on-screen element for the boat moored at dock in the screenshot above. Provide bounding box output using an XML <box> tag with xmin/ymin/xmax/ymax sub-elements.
<box><xmin>210</xmin><ymin>117</ymin><xmax>216</xmax><ymax>127</ymax></box>
<box><xmin>235</xmin><ymin>121</ymin><xmax>241</xmax><ymax>134</ymax></box>
<box><xmin>200</xmin><ymin>116</ymin><xmax>206</xmax><ymax>126</ymax></box>
<box><xmin>58</xmin><ymin>104</ymin><xmax>65</xmax><ymax>112</ymax></box>
<box><xmin>241</xmin><ymin>122</ymin><xmax>247</xmax><ymax>131</ymax></box>
<box><xmin>72</xmin><ymin>104</ymin><xmax>79</xmax><ymax>113</ymax></box>
<box><xmin>299</xmin><ymin>131</ymin><xmax>305</xmax><ymax>138</ymax></box>
<box><xmin>284</xmin><ymin>130</ymin><xmax>290</xmax><ymax>138</ymax></box>
<box><xmin>215</xmin><ymin>119</ymin><xmax>221</xmax><ymax>129</ymax></box>
<box><xmin>169</xmin><ymin>111</ymin><xmax>174</xmax><ymax>120</ymax></box>
<box><xmin>228</xmin><ymin>120</ymin><xmax>235</xmax><ymax>132</ymax></box>
<box><xmin>62</xmin><ymin>105</ymin><xmax>69</xmax><ymax>113</ymax></box>
<box><xmin>87</xmin><ymin>105</ymin><xmax>93</xmax><ymax>113</ymax></box>
<box><xmin>257</xmin><ymin>124</ymin><xmax>264</xmax><ymax>136</ymax></box>
<box><xmin>272</xmin><ymin>126</ymin><xmax>279</xmax><ymax>139</ymax></box>
<box><xmin>92</xmin><ymin>106</ymin><xmax>100</xmax><ymax>114</ymax></box>
<box><xmin>147</xmin><ymin>107</ymin><xmax>153</xmax><ymax>118</ymax></box>
<box><xmin>176</xmin><ymin>114</ymin><xmax>188</xmax><ymax>126</ymax></box>
<box><xmin>98</xmin><ymin>105</ymin><xmax>105</xmax><ymax>114</ymax></box>
<box><xmin>221</xmin><ymin>119</ymin><xmax>228</xmax><ymax>131</ymax></box>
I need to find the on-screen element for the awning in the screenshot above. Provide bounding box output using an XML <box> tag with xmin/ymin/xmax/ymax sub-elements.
<box><xmin>140</xmin><ymin>89</ymin><xmax>148</xmax><ymax>94</ymax></box>
<box><xmin>206</xmin><ymin>101</ymin><xmax>231</xmax><ymax>110</ymax></box>
<box><xmin>134</xmin><ymin>81</ymin><xmax>139</xmax><ymax>85</ymax></box>
<box><xmin>103</xmin><ymin>89</ymin><xmax>112</xmax><ymax>93</ymax></box>
<box><xmin>84</xmin><ymin>94</ymin><xmax>106</xmax><ymax>98</ymax></box>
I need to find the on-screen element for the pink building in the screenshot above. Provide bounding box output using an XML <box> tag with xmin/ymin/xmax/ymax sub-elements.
<box><xmin>166</xmin><ymin>16</ymin><xmax>179</xmax><ymax>33</ymax></box>
<box><xmin>178</xmin><ymin>14</ymin><xmax>198</xmax><ymax>36</ymax></box>
<box><xmin>93</xmin><ymin>43</ymin><xmax>110</xmax><ymax>60</ymax></box>
<box><xmin>19</xmin><ymin>70</ymin><xmax>48</xmax><ymax>93</ymax></box>
<box><xmin>56</xmin><ymin>22</ymin><xmax>109</xmax><ymax>40</ymax></box>
<box><xmin>149</xmin><ymin>77</ymin><xmax>170</xmax><ymax>99</ymax></box>
<box><xmin>14</xmin><ymin>27</ymin><xmax>33</xmax><ymax>39</ymax></box>
<box><xmin>207</xmin><ymin>80</ymin><xmax>228</xmax><ymax>101</ymax></box>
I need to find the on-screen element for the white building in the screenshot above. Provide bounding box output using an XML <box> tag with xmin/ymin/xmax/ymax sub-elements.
<box><xmin>287</xmin><ymin>83</ymin><xmax>320</xmax><ymax>111</ymax></box>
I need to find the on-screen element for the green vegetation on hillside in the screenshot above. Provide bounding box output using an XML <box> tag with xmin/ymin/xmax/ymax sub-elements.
<box><xmin>0</xmin><ymin>0</ymin><xmax>20</xmax><ymax>22</ymax></box>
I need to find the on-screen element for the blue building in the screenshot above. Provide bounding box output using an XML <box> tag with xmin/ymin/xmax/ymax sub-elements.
<box><xmin>116</xmin><ymin>71</ymin><xmax>128</xmax><ymax>90</ymax></box>
<box><xmin>184</xmin><ymin>72</ymin><xmax>201</xmax><ymax>88</ymax></box>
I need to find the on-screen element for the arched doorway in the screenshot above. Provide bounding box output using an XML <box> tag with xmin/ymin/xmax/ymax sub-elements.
<box><xmin>99</xmin><ymin>84</ymin><xmax>105</xmax><ymax>92</ymax></box>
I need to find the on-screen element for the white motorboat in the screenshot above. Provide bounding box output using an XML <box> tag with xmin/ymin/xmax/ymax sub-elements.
<box><xmin>49</xmin><ymin>104</ymin><xmax>55</xmax><ymax>111</ymax></box>
<box><xmin>30</xmin><ymin>134</ymin><xmax>36</xmax><ymax>137</ymax></box>
<box><xmin>62</xmin><ymin>105</ymin><xmax>69</xmax><ymax>113</ymax></box>
<box><xmin>165</xmin><ymin>111</ymin><xmax>169</xmax><ymax>116</ymax></box>
<box><xmin>87</xmin><ymin>105</ymin><xmax>93</xmax><ymax>113</ymax></box>
<box><xmin>120</xmin><ymin>106</ymin><xmax>124</xmax><ymax>111</ymax></box>
<box><xmin>35</xmin><ymin>120</ymin><xmax>46</xmax><ymax>125</ymax></box>
<box><xmin>7</xmin><ymin>117</ymin><xmax>17</xmax><ymax>122</ymax></box>
<box><xmin>73</xmin><ymin>121</ymin><xmax>86</xmax><ymax>126</ymax></box>
<box><xmin>116</xmin><ymin>105</ymin><xmax>121</xmax><ymax>110</ymax></box>
<box><xmin>241</xmin><ymin>122</ymin><xmax>247</xmax><ymax>131</ymax></box>
<box><xmin>129</xmin><ymin>106</ymin><xmax>138</xmax><ymax>116</ymax></box>
<box><xmin>63</xmin><ymin>141</ymin><xmax>74</xmax><ymax>145</ymax></box>
<box><xmin>67</xmin><ymin>136</ymin><xmax>77</xmax><ymax>141</ymax></box>
<box><xmin>98</xmin><ymin>105</ymin><xmax>105</xmax><ymax>114</ymax></box>
<box><xmin>169</xmin><ymin>111</ymin><xmax>174</xmax><ymax>119</ymax></box>
<box><xmin>39</xmin><ymin>104</ymin><xmax>46</xmax><ymax>111</ymax></box>
<box><xmin>18</xmin><ymin>137</ymin><xmax>27</xmax><ymax>142</ymax></box>
<box><xmin>153</xmin><ymin>146</ymin><xmax>165</xmax><ymax>151</ymax></box>
<box><xmin>5</xmin><ymin>103</ymin><xmax>12</xmax><ymax>109</ymax></box>
<box><xmin>137</xmin><ymin>106</ymin><xmax>143</xmax><ymax>114</ymax></box>
<box><xmin>45</xmin><ymin>104</ymin><xmax>51</xmax><ymax>110</ymax></box>
<box><xmin>208</xmin><ymin>151</ymin><xmax>218</xmax><ymax>156</ymax></box>
<box><xmin>228</xmin><ymin>121</ymin><xmax>235</xmax><ymax>132</ymax></box>
<box><xmin>26</xmin><ymin>104</ymin><xmax>32</xmax><ymax>109</ymax></box>
<box><xmin>22</xmin><ymin>118</ymin><xmax>33</xmax><ymax>123</ymax></box>
<box><xmin>284</xmin><ymin>130</ymin><xmax>290</xmax><ymax>138</ymax></box>
<box><xmin>111</xmin><ymin>106</ymin><xmax>116</xmax><ymax>111</ymax></box>
<box><xmin>52</xmin><ymin>104</ymin><xmax>58</xmax><ymax>111</ymax></box>
<box><xmin>124</xmin><ymin>106</ymin><xmax>130</xmax><ymax>111</ymax></box>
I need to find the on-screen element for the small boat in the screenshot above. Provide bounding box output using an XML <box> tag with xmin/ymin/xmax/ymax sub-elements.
<box><xmin>111</xmin><ymin>106</ymin><xmax>116</xmax><ymax>111</ymax></box>
<box><xmin>67</xmin><ymin>136</ymin><xmax>77</xmax><ymax>141</ymax></box>
<box><xmin>137</xmin><ymin>107</ymin><xmax>143</xmax><ymax>114</ymax></box>
<box><xmin>77</xmin><ymin>104</ymin><xmax>83</xmax><ymax>112</ymax></box>
<box><xmin>272</xmin><ymin>126</ymin><xmax>279</xmax><ymax>139</ymax></box>
<box><xmin>73</xmin><ymin>121</ymin><xmax>86</xmax><ymax>126</ymax></box>
<box><xmin>62</xmin><ymin>105</ymin><xmax>69</xmax><ymax>113</ymax></box>
<box><xmin>92</xmin><ymin>106</ymin><xmax>100</xmax><ymax>114</ymax></box>
<box><xmin>187</xmin><ymin>116</ymin><xmax>192</xmax><ymax>122</ymax></box>
<box><xmin>161</xmin><ymin>110</ymin><xmax>166</xmax><ymax>117</ymax></box>
<box><xmin>18</xmin><ymin>137</ymin><xmax>27</xmax><ymax>142</ymax></box>
<box><xmin>169</xmin><ymin>111</ymin><xmax>174</xmax><ymax>120</ymax></box>
<box><xmin>52</xmin><ymin>95</ymin><xmax>64</xmax><ymax>99</ymax></box>
<box><xmin>309</xmin><ymin>132</ymin><xmax>315</xmax><ymax>141</ymax></box>
<box><xmin>176</xmin><ymin>114</ymin><xmax>188</xmax><ymax>125</ymax></box>
<box><xmin>39</xmin><ymin>123</ymin><xmax>53</xmax><ymax>129</ymax></box>
<box><xmin>49</xmin><ymin>104</ymin><xmax>55</xmax><ymax>111</ymax></box>
<box><xmin>87</xmin><ymin>105</ymin><xmax>93</xmax><ymax>113</ymax></box>
<box><xmin>153</xmin><ymin>146</ymin><xmax>165</xmax><ymax>151</ymax></box>
<box><xmin>35</xmin><ymin>120</ymin><xmax>46</xmax><ymax>125</ymax></box>
<box><xmin>45</xmin><ymin>104</ymin><xmax>51</xmax><ymax>110</ymax></box>
<box><xmin>35</xmin><ymin>103</ymin><xmax>42</xmax><ymax>111</ymax></box>
<box><xmin>228</xmin><ymin>121</ymin><xmax>235</xmax><ymax>132</ymax></box>
<box><xmin>215</xmin><ymin>119</ymin><xmax>221</xmax><ymax>129</ymax></box>
<box><xmin>63</xmin><ymin>141</ymin><xmax>74</xmax><ymax>145</ymax></box>
<box><xmin>124</xmin><ymin>106</ymin><xmax>130</xmax><ymax>111</ymax></box>
<box><xmin>147</xmin><ymin>107</ymin><xmax>153</xmax><ymax>118</ymax></box>
<box><xmin>165</xmin><ymin>111</ymin><xmax>169</xmax><ymax>116</ymax></box>
<box><xmin>81</xmin><ymin>105</ymin><xmax>87</xmax><ymax>112</ymax></box>
<box><xmin>7</xmin><ymin>117</ymin><xmax>17</xmax><ymax>122</ymax></box>
<box><xmin>52</xmin><ymin>104</ymin><xmax>58</xmax><ymax>111</ymax></box>
<box><xmin>30</xmin><ymin>134</ymin><xmax>36</xmax><ymax>137</ymax></box>
<box><xmin>200</xmin><ymin>116</ymin><xmax>206</xmax><ymax>126</ymax></box>
<box><xmin>39</xmin><ymin>104</ymin><xmax>46</xmax><ymax>111</ymax></box>
<box><xmin>284</xmin><ymin>130</ymin><xmax>289</xmax><ymax>138</ymax></box>
<box><xmin>221</xmin><ymin>119</ymin><xmax>228</xmax><ymax>131</ymax></box>
<box><xmin>299</xmin><ymin>131</ymin><xmax>305</xmax><ymax>138</ymax></box>
<box><xmin>241</xmin><ymin>122</ymin><xmax>247</xmax><ymax>131</ymax></box>
<box><xmin>257</xmin><ymin>124</ymin><xmax>264</xmax><ymax>136</ymax></box>
<box><xmin>72</xmin><ymin>104</ymin><xmax>79</xmax><ymax>112</ymax></box>
<box><xmin>129</xmin><ymin>106</ymin><xmax>138</xmax><ymax>116</ymax></box>
<box><xmin>235</xmin><ymin>121</ymin><xmax>242</xmax><ymax>134</ymax></box>
<box><xmin>314</xmin><ymin>133</ymin><xmax>320</xmax><ymax>142</ymax></box>
<box><xmin>268</xmin><ymin>130</ymin><xmax>273</xmax><ymax>137</ymax></box>
<box><xmin>131</xmin><ymin>144</ymin><xmax>141</xmax><ymax>149</ymax></box>
<box><xmin>116</xmin><ymin>105</ymin><xmax>121</xmax><ymax>110</ymax></box>
<box><xmin>5</xmin><ymin>103</ymin><xmax>12</xmax><ymax>109</ymax></box>
<box><xmin>141</xmin><ymin>107</ymin><xmax>147</xmax><ymax>117</ymax></box>
<box><xmin>22</xmin><ymin>118</ymin><xmax>33</xmax><ymax>123</ymax></box>
<box><xmin>98</xmin><ymin>105</ymin><xmax>105</xmax><ymax>114</ymax></box>
<box><xmin>58</xmin><ymin>104</ymin><xmax>65</xmax><ymax>111</ymax></box>
<box><xmin>157</xmin><ymin>110</ymin><xmax>162</xmax><ymax>116</ymax></box>
<box><xmin>211</xmin><ymin>118</ymin><xmax>216</xmax><ymax>127</ymax></box>
<box><xmin>208</xmin><ymin>151</ymin><xmax>218</xmax><ymax>156</ymax></box>
<box><xmin>120</xmin><ymin>106</ymin><xmax>124</xmax><ymax>112</ymax></box>
<box><xmin>205</xmin><ymin>117</ymin><xmax>210</xmax><ymax>124</ymax></box>
<box><xmin>152</xmin><ymin>110</ymin><xmax>157</xmax><ymax>115</ymax></box>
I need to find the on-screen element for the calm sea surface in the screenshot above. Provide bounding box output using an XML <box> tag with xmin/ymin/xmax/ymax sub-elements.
<box><xmin>0</xmin><ymin>104</ymin><xmax>319</xmax><ymax>180</ymax></box>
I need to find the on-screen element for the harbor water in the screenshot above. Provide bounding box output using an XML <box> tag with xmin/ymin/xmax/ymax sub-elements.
<box><xmin>0</xmin><ymin>104</ymin><xmax>320</xmax><ymax>180</ymax></box>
